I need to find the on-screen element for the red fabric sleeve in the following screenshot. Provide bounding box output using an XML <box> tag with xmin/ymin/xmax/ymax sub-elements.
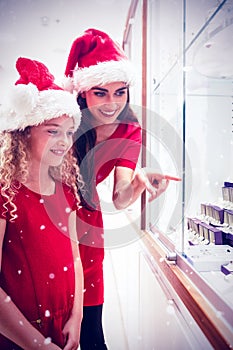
<box><xmin>95</xmin><ymin>122</ymin><xmax>142</xmax><ymax>184</ymax></box>
<box><xmin>115</xmin><ymin>123</ymin><xmax>141</xmax><ymax>170</ymax></box>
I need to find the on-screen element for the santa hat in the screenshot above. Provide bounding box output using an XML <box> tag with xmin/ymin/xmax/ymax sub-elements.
<box><xmin>0</xmin><ymin>57</ymin><xmax>81</xmax><ymax>132</ymax></box>
<box><xmin>64</xmin><ymin>28</ymin><xmax>135</xmax><ymax>93</ymax></box>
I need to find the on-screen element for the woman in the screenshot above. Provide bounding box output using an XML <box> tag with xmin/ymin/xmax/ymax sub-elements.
<box><xmin>65</xmin><ymin>28</ymin><xmax>180</xmax><ymax>349</ymax></box>
<box><xmin>0</xmin><ymin>57</ymin><xmax>83</xmax><ymax>350</ymax></box>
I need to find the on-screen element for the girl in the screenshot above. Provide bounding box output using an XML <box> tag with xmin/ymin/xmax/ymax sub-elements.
<box><xmin>65</xmin><ymin>28</ymin><xmax>181</xmax><ymax>349</ymax></box>
<box><xmin>0</xmin><ymin>57</ymin><xmax>83</xmax><ymax>350</ymax></box>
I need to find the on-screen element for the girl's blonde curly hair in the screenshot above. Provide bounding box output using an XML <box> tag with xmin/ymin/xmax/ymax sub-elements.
<box><xmin>0</xmin><ymin>127</ymin><xmax>83</xmax><ymax>222</ymax></box>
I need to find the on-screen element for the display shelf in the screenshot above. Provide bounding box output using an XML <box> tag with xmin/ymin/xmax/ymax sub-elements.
<box><xmin>140</xmin><ymin>230</ymin><xmax>233</xmax><ymax>349</ymax></box>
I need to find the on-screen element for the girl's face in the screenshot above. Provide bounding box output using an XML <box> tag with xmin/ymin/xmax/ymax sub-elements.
<box><xmin>81</xmin><ymin>82</ymin><xmax>128</xmax><ymax>126</ymax></box>
<box><xmin>29</xmin><ymin>115</ymin><xmax>75</xmax><ymax>168</ymax></box>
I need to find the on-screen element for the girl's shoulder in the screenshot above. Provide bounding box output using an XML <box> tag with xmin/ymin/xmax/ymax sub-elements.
<box><xmin>58</xmin><ymin>181</ymin><xmax>79</xmax><ymax>211</ymax></box>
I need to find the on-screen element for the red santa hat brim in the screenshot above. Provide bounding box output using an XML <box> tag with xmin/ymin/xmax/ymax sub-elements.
<box><xmin>0</xmin><ymin>57</ymin><xmax>81</xmax><ymax>132</ymax></box>
<box><xmin>73</xmin><ymin>59</ymin><xmax>135</xmax><ymax>93</ymax></box>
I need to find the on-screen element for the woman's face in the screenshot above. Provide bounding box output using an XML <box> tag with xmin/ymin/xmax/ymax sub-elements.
<box><xmin>81</xmin><ymin>82</ymin><xmax>128</xmax><ymax>126</ymax></box>
<box><xmin>29</xmin><ymin>115</ymin><xmax>75</xmax><ymax>168</ymax></box>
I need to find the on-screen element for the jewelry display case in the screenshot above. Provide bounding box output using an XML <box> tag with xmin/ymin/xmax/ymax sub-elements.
<box><xmin>123</xmin><ymin>0</ymin><xmax>233</xmax><ymax>347</ymax></box>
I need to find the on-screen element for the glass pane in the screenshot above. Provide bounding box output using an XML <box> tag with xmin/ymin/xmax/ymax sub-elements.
<box><xmin>146</xmin><ymin>0</ymin><xmax>184</xmax><ymax>245</ymax></box>
<box><xmin>146</xmin><ymin>0</ymin><xmax>233</xmax><ymax>256</ymax></box>
<box><xmin>183</xmin><ymin>0</ymin><xmax>233</xmax><ymax>310</ymax></box>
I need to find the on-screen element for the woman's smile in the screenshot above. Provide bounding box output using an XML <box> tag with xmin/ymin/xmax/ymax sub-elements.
<box><xmin>99</xmin><ymin>108</ymin><xmax>119</xmax><ymax>118</ymax></box>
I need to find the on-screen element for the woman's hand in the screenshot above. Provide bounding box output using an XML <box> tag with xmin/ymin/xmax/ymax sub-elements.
<box><xmin>140</xmin><ymin>168</ymin><xmax>181</xmax><ymax>202</ymax></box>
<box><xmin>113</xmin><ymin>166</ymin><xmax>181</xmax><ymax>209</ymax></box>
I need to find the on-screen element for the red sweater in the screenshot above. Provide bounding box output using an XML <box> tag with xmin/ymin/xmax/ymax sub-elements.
<box><xmin>77</xmin><ymin>121</ymin><xmax>142</xmax><ymax>306</ymax></box>
<box><xmin>0</xmin><ymin>182</ymin><xmax>78</xmax><ymax>349</ymax></box>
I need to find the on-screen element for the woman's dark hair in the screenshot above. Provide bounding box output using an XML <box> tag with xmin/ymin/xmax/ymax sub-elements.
<box><xmin>74</xmin><ymin>88</ymin><xmax>139</xmax><ymax>210</ymax></box>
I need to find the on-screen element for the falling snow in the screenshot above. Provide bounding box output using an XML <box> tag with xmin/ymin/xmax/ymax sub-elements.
<box><xmin>4</xmin><ymin>295</ymin><xmax>11</xmax><ymax>303</ymax></box>
<box><xmin>215</xmin><ymin>311</ymin><xmax>223</xmax><ymax>319</ymax></box>
<box><xmin>166</xmin><ymin>300</ymin><xmax>175</xmax><ymax>315</ymax></box>
<box><xmin>45</xmin><ymin>310</ymin><xmax>50</xmax><ymax>317</ymax></box>
<box><xmin>44</xmin><ymin>337</ymin><xmax>52</xmax><ymax>345</ymax></box>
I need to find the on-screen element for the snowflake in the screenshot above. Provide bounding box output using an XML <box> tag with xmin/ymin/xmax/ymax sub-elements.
<box><xmin>44</xmin><ymin>337</ymin><xmax>52</xmax><ymax>345</ymax></box>
<box><xmin>166</xmin><ymin>304</ymin><xmax>175</xmax><ymax>315</ymax></box>
<box><xmin>45</xmin><ymin>310</ymin><xmax>50</xmax><ymax>317</ymax></box>
<box><xmin>4</xmin><ymin>296</ymin><xmax>11</xmax><ymax>303</ymax></box>
<box><xmin>216</xmin><ymin>311</ymin><xmax>223</xmax><ymax>319</ymax></box>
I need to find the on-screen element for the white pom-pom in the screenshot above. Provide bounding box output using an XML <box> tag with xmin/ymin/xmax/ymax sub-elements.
<box><xmin>9</xmin><ymin>83</ymin><xmax>39</xmax><ymax>116</ymax></box>
<box><xmin>62</xmin><ymin>76</ymin><xmax>75</xmax><ymax>93</ymax></box>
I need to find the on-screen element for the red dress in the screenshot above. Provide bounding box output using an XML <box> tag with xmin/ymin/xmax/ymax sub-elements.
<box><xmin>0</xmin><ymin>181</ymin><xmax>78</xmax><ymax>349</ymax></box>
<box><xmin>77</xmin><ymin>122</ymin><xmax>142</xmax><ymax>306</ymax></box>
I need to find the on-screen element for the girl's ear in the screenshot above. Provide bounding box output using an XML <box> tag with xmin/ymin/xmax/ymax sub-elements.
<box><xmin>81</xmin><ymin>92</ymin><xmax>86</xmax><ymax>99</ymax></box>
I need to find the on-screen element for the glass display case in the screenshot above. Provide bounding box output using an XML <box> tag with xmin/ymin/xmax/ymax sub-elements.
<box><xmin>123</xmin><ymin>0</ymin><xmax>233</xmax><ymax>347</ymax></box>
